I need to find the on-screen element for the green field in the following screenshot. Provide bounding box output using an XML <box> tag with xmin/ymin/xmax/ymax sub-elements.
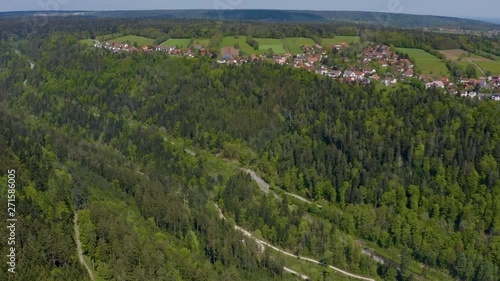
<box><xmin>220</xmin><ymin>36</ymin><xmax>258</xmax><ymax>55</ymax></box>
<box><xmin>160</xmin><ymin>38</ymin><xmax>192</xmax><ymax>48</ymax></box>
<box><xmin>79</xmin><ymin>39</ymin><xmax>95</xmax><ymax>46</ymax></box>
<box><xmin>109</xmin><ymin>35</ymin><xmax>155</xmax><ymax>46</ymax></box>
<box><xmin>255</xmin><ymin>38</ymin><xmax>286</xmax><ymax>54</ymax></box>
<box><xmin>480</xmin><ymin>51</ymin><xmax>500</xmax><ymax>61</ymax></box>
<box><xmin>456</xmin><ymin>61</ymin><xmax>483</xmax><ymax>75</ymax></box>
<box><xmin>397</xmin><ymin>48</ymin><xmax>450</xmax><ymax>76</ymax></box>
<box><xmin>283</xmin><ymin>37</ymin><xmax>315</xmax><ymax>54</ymax></box>
<box><xmin>475</xmin><ymin>61</ymin><xmax>500</xmax><ymax>75</ymax></box>
<box><xmin>96</xmin><ymin>33</ymin><xmax>121</xmax><ymax>41</ymax></box>
<box><xmin>322</xmin><ymin>36</ymin><xmax>361</xmax><ymax>46</ymax></box>
<box><xmin>192</xmin><ymin>38</ymin><xmax>210</xmax><ymax>47</ymax></box>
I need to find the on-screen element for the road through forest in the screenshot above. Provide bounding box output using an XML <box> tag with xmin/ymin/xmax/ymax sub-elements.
<box><xmin>215</xmin><ymin>204</ymin><xmax>376</xmax><ymax>281</ymax></box>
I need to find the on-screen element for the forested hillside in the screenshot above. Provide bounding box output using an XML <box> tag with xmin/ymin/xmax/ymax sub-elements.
<box><xmin>0</xmin><ymin>25</ymin><xmax>499</xmax><ymax>281</ymax></box>
<box><xmin>1</xmin><ymin>10</ymin><xmax>498</xmax><ymax>31</ymax></box>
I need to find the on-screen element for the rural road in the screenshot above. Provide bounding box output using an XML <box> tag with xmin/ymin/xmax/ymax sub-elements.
<box><xmin>74</xmin><ymin>212</ymin><xmax>95</xmax><ymax>281</ymax></box>
<box><xmin>215</xmin><ymin>204</ymin><xmax>376</xmax><ymax>281</ymax></box>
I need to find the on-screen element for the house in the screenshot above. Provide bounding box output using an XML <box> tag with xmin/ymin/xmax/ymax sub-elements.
<box><xmin>156</xmin><ymin>46</ymin><xmax>175</xmax><ymax>52</ymax></box>
<box><xmin>327</xmin><ymin>70</ymin><xmax>342</xmax><ymax>78</ymax></box>
<box><xmin>355</xmin><ymin>71</ymin><xmax>365</xmax><ymax>79</ymax></box>
<box><xmin>361</xmin><ymin>78</ymin><xmax>371</xmax><ymax>85</ymax></box>
<box><xmin>221</xmin><ymin>47</ymin><xmax>239</xmax><ymax>59</ymax></box>
<box><xmin>308</xmin><ymin>57</ymin><xmax>318</xmax><ymax>63</ymax></box>
<box><xmin>383</xmin><ymin>78</ymin><xmax>397</xmax><ymax>85</ymax></box>
<box><xmin>315</xmin><ymin>65</ymin><xmax>328</xmax><ymax>75</ymax></box>
<box><xmin>425</xmin><ymin>81</ymin><xmax>445</xmax><ymax>89</ymax></box>
<box><xmin>402</xmin><ymin>69</ymin><xmax>414</xmax><ymax>78</ymax></box>
<box><xmin>363</xmin><ymin>68</ymin><xmax>376</xmax><ymax>75</ymax></box>
<box><xmin>343</xmin><ymin>71</ymin><xmax>356</xmax><ymax>78</ymax></box>
<box><xmin>476</xmin><ymin>79</ymin><xmax>488</xmax><ymax>88</ymax></box>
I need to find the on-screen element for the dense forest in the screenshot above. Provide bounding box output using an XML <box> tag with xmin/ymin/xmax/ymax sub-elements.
<box><xmin>0</xmin><ymin>18</ymin><xmax>499</xmax><ymax>281</ymax></box>
<box><xmin>0</xmin><ymin>17</ymin><xmax>498</xmax><ymax>55</ymax></box>
<box><xmin>1</xmin><ymin>10</ymin><xmax>498</xmax><ymax>30</ymax></box>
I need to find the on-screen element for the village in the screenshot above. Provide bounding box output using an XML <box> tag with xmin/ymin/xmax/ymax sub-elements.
<box><xmin>93</xmin><ymin>40</ymin><xmax>500</xmax><ymax>101</ymax></box>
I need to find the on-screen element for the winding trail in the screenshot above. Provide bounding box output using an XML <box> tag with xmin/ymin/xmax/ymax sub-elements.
<box><xmin>215</xmin><ymin>204</ymin><xmax>376</xmax><ymax>281</ymax></box>
<box><xmin>74</xmin><ymin>212</ymin><xmax>95</xmax><ymax>281</ymax></box>
<box><xmin>283</xmin><ymin>266</ymin><xmax>310</xmax><ymax>280</ymax></box>
<box><xmin>468</xmin><ymin>60</ymin><xmax>485</xmax><ymax>76</ymax></box>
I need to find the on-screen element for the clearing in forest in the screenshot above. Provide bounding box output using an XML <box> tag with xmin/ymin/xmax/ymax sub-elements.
<box><xmin>322</xmin><ymin>36</ymin><xmax>361</xmax><ymax>46</ymax></box>
<box><xmin>255</xmin><ymin>38</ymin><xmax>286</xmax><ymax>54</ymax></box>
<box><xmin>160</xmin><ymin>39</ymin><xmax>192</xmax><ymax>48</ymax></box>
<box><xmin>109</xmin><ymin>35</ymin><xmax>155</xmax><ymax>46</ymax></box>
<box><xmin>283</xmin><ymin>37</ymin><xmax>315</xmax><ymax>54</ymax></box>
<box><xmin>220</xmin><ymin>36</ymin><xmax>257</xmax><ymax>55</ymax></box>
<box><xmin>397</xmin><ymin>48</ymin><xmax>450</xmax><ymax>76</ymax></box>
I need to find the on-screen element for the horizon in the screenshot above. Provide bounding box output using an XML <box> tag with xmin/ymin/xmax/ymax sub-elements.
<box><xmin>1</xmin><ymin>0</ymin><xmax>499</xmax><ymax>19</ymax></box>
<box><xmin>1</xmin><ymin>8</ymin><xmax>500</xmax><ymax>25</ymax></box>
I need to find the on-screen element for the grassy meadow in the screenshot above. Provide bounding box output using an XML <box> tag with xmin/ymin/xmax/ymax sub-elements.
<box><xmin>397</xmin><ymin>48</ymin><xmax>450</xmax><ymax>76</ymax></box>
<box><xmin>109</xmin><ymin>35</ymin><xmax>155</xmax><ymax>46</ymax></box>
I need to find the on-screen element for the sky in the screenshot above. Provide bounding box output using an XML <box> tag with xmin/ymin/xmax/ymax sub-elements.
<box><xmin>0</xmin><ymin>0</ymin><xmax>499</xmax><ymax>19</ymax></box>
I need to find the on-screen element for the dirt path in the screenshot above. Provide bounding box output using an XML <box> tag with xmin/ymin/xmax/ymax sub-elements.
<box><xmin>215</xmin><ymin>204</ymin><xmax>376</xmax><ymax>281</ymax></box>
<box><xmin>283</xmin><ymin>266</ymin><xmax>310</xmax><ymax>280</ymax></box>
<box><xmin>74</xmin><ymin>212</ymin><xmax>95</xmax><ymax>281</ymax></box>
<box><xmin>468</xmin><ymin>60</ymin><xmax>485</xmax><ymax>76</ymax></box>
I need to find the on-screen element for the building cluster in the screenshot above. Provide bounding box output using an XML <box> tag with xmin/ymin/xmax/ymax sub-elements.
<box><xmin>91</xmin><ymin>39</ymin><xmax>500</xmax><ymax>100</ymax></box>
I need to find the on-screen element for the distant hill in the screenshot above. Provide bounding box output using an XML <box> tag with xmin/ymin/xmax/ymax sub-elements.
<box><xmin>0</xmin><ymin>9</ymin><xmax>499</xmax><ymax>30</ymax></box>
<box><xmin>468</xmin><ymin>17</ymin><xmax>500</xmax><ymax>25</ymax></box>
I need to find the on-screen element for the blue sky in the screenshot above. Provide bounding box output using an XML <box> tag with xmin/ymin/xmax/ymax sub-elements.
<box><xmin>1</xmin><ymin>0</ymin><xmax>499</xmax><ymax>19</ymax></box>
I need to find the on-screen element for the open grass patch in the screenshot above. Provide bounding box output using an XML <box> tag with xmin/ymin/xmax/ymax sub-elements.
<box><xmin>322</xmin><ymin>36</ymin><xmax>361</xmax><ymax>46</ymax></box>
<box><xmin>283</xmin><ymin>37</ymin><xmax>314</xmax><ymax>54</ymax></box>
<box><xmin>108</xmin><ymin>35</ymin><xmax>155</xmax><ymax>46</ymax></box>
<box><xmin>96</xmin><ymin>33</ymin><xmax>121</xmax><ymax>41</ymax></box>
<box><xmin>79</xmin><ymin>39</ymin><xmax>95</xmax><ymax>46</ymax></box>
<box><xmin>254</xmin><ymin>38</ymin><xmax>286</xmax><ymax>54</ymax></box>
<box><xmin>475</xmin><ymin>61</ymin><xmax>500</xmax><ymax>75</ymax></box>
<box><xmin>397</xmin><ymin>48</ymin><xmax>450</xmax><ymax>76</ymax></box>
<box><xmin>440</xmin><ymin>49</ymin><xmax>492</xmax><ymax>62</ymax></box>
<box><xmin>220</xmin><ymin>36</ymin><xmax>257</xmax><ymax>55</ymax></box>
<box><xmin>160</xmin><ymin>38</ymin><xmax>192</xmax><ymax>48</ymax></box>
<box><xmin>192</xmin><ymin>38</ymin><xmax>210</xmax><ymax>47</ymax></box>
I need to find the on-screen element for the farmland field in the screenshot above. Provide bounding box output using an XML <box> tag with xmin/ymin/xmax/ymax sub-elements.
<box><xmin>109</xmin><ymin>35</ymin><xmax>155</xmax><ymax>46</ymax></box>
<box><xmin>397</xmin><ymin>48</ymin><xmax>450</xmax><ymax>76</ymax></box>
<box><xmin>220</xmin><ymin>36</ymin><xmax>257</xmax><ymax>55</ymax></box>
<box><xmin>440</xmin><ymin>49</ymin><xmax>491</xmax><ymax>62</ymax></box>
<box><xmin>160</xmin><ymin>39</ymin><xmax>192</xmax><ymax>48</ymax></box>
<box><xmin>322</xmin><ymin>36</ymin><xmax>361</xmax><ymax>46</ymax></box>
<box><xmin>192</xmin><ymin>39</ymin><xmax>210</xmax><ymax>47</ymax></box>
<box><xmin>475</xmin><ymin>61</ymin><xmax>500</xmax><ymax>75</ymax></box>
<box><xmin>479</xmin><ymin>51</ymin><xmax>500</xmax><ymax>61</ymax></box>
<box><xmin>440</xmin><ymin>49</ymin><xmax>500</xmax><ymax>75</ymax></box>
<box><xmin>255</xmin><ymin>38</ymin><xmax>286</xmax><ymax>54</ymax></box>
<box><xmin>283</xmin><ymin>37</ymin><xmax>315</xmax><ymax>54</ymax></box>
